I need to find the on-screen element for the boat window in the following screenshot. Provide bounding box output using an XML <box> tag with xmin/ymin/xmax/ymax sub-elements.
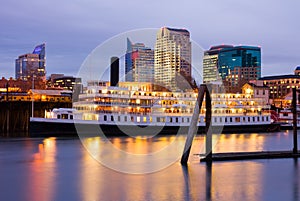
<box><xmin>62</xmin><ymin>114</ymin><xmax>68</xmax><ymax>119</ymax></box>
<box><xmin>111</xmin><ymin>116</ymin><xmax>114</xmax><ymax>121</ymax></box>
<box><xmin>118</xmin><ymin>116</ymin><xmax>121</xmax><ymax>121</ymax></box>
<box><xmin>157</xmin><ymin>117</ymin><xmax>160</xmax><ymax>122</ymax></box>
<box><xmin>70</xmin><ymin>115</ymin><xmax>73</xmax><ymax>119</ymax></box>
<box><xmin>182</xmin><ymin>118</ymin><xmax>184</xmax><ymax>123</ymax></box>
<box><xmin>220</xmin><ymin>118</ymin><xmax>222</xmax><ymax>122</ymax></box>
<box><xmin>253</xmin><ymin>117</ymin><xmax>255</xmax><ymax>122</ymax></box>
<box><xmin>262</xmin><ymin>116</ymin><xmax>264</xmax><ymax>121</ymax></box>
<box><xmin>266</xmin><ymin>116</ymin><xmax>269</xmax><ymax>121</ymax></box>
<box><xmin>248</xmin><ymin>117</ymin><xmax>250</xmax><ymax>122</ymax></box>
<box><xmin>225</xmin><ymin>118</ymin><xmax>227</xmax><ymax>123</ymax></box>
<box><xmin>176</xmin><ymin>117</ymin><xmax>178</xmax><ymax>123</ymax></box>
<box><xmin>131</xmin><ymin>116</ymin><xmax>134</xmax><ymax>122</ymax></box>
<box><xmin>230</xmin><ymin>117</ymin><xmax>232</xmax><ymax>122</ymax></box>
<box><xmin>235</xmin><ymin>117</ymin><xmax>240</xmax><ymax>122</ymax></box>
<box><xmin>170</xmin><ymin>118</ymin><xmax>172</xmax><ymax>123</ymax></box>
<box><xmin>104</xmin><ymin>115</ymin><xmax>107</xmax><ymax>121</ymax></box>
<box><xmin>257</xmin><ymin>117</ymin><xmax>260</xmax><ymax>121</ymax></box>
<box><xmin>57</xmin><ymin>114</ymin><xmax>61</xmax><ymax>119</ymax></box>
<box><xmin>187</xmin><ymin>118</ymin><xmax>190</xmax><ymax>123</ymax></box>
<box><xmin>214</xmin><ymin>117</ymin><xmax>217</xmax><ymax>122</ymax></box>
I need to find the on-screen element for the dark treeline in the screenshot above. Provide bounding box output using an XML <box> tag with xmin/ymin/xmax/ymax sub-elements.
<box><xmin>0</xmin><ymin>101</ymin><xmax>71</xmax><ymax>137</ymax></box>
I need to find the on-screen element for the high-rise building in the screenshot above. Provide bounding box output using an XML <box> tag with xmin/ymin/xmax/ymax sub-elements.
<box><xmin>203</xmin><ymin>45</ymin><xmax>233</xmax><ymax>83</ymax></box>
<box><xmin>203</xmin><ymin>45</ymin><xmax>261</xmax><ymax>92</ymax></box>
<box><xmin>125</xmin><ymin>38</ymin><xmax>154</xmax><ymax>83</ymax></box>
<box><xmin>15</xmin><ymin>43</ymin><xmax>46</xmax><ymax>81</ymax></box>
<box><xmin>154</xmin><ymin>27</ymin><xmax>191</xmax><ymax>90</ymax></box>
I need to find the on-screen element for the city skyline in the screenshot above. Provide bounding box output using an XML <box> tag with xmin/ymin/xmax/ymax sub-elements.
<box><xmin>0</xmin><ymin>1</ymin><xmax>300</xmax><ymax>79</ymax></box>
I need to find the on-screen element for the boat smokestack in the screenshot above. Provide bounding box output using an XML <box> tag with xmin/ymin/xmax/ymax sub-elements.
<box><xmin>110</xmin><ymin>56</ymin><xmax>119</xmax><ymax>87</ymax></box>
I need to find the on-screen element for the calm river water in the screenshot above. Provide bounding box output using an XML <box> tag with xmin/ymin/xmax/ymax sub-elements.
<box><xmin>0</xmin><ymin>131</ymin><xmax>299</xmax><ymax>201</ymax></box>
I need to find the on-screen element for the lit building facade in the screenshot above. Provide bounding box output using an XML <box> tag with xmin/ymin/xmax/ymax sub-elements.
<box><xmin>125</xmin><ymin>38</ymin><xmax>154</xmax><ymax>83</ymax></box>
<box><xmin>260</xmin><ymin>74</ymin><xmax>300</xmax><ymax>106</ymax></box>
<box><xmin>52</xmin><ymin>76</ymin><xmax>82</xmax><ymax>91</ymax></box>
<box><xmin>15</xmin><ymin>43</ymin><xmax>46</xmax><ymax>81</ymax></box>
<box><xmin>154</xmin><ymin>27</ymin><xmax>191</xmax><ymax>90</ymax></box>
<box><xmin>225</xmin><ymin>66</ymin><xmax>259</xmax><ymax>92</ymax></box>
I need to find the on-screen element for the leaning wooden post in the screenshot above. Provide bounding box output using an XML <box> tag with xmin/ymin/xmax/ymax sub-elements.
<box><xmin>205</xmin><ymin>85</ymin><xmax>212</xmax><ymax>161</ymax></box>
<box><xmin>181</xmin><ymin>85</ymin><xmax>206</xmax><ymax>165</ymax></box>
<box><xmin>292</xmin><ymin>88</ymin><xmax>298</xmax><ymax>154</ymax></box>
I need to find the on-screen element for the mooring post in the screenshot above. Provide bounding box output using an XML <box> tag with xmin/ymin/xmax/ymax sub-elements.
<box><xmin>181</xmin><ymin>85</ymin><xmax>206</xmax><ymax>165</ymax></box>
<box><xmin>205</xmin><ymin>85</ymin><xmax>212</xmax><ymax>161</ymax></box>
<box><xmin>292</xmin><ymin>88</ymin><xmax>298</xmax><ymax>154</ymax></box>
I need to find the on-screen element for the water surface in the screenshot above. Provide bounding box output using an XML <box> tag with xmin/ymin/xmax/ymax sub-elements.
<box><xmin>0</xmin><ymin>131</ymin><xmax>299</xmax><ymax>201</ymax></box>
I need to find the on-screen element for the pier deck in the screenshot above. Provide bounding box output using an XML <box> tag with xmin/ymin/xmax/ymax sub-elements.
<box><xmin>199</xmin><ymin>150</ymin><xmax>300</xmax><ymax>162</ymax></box>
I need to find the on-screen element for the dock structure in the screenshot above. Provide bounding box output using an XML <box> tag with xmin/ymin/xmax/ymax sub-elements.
<box><xmin>200</xmin><ymin>151</ymin><xmax>300</xmax><ymax>162</ymax></box>
<box><xmin>181</xmin><ymin>85</ymin><xmax>300</xmax><ymax>164</ymax></box>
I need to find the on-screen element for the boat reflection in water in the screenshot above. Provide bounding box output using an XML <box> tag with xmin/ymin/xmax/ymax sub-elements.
<box><xmin>0</xmin><ymin>131</ymin><xmax>299</xmax><ymax>200</ymax></box>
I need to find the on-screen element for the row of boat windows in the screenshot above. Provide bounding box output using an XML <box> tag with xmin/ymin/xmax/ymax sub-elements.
<box><xmin>57</xmin><ymin>114</ymin><xmax>73</xmax><ymax>119</ymax></box>
<box><xmin>101</xmin><ymin>115</ymin><xmax>269</xmax><ymax>123</ymax></box>
<box><xmin>89</xmin><ymin>92</ymin><xmax>254</xmax><ymax>100</ymax></box>
<box><xmin>96</xmin><ymin>90</ymin><xmax>195</xmax><ymax>98</ymax></box>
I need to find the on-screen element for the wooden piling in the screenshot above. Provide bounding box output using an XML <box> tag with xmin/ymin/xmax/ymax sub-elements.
<box><xmin>205</xmin><ymin>85</ymin><xmax>212</xmax><ymax>162</ymax></box>
<box><xmin>292</xmin><ymin>88</ymin><xmax>298</xmax><ymax>154</ymax></box>
<box><xmin>181</xmin><ymin>84</ymin><xmax>212</xmax><ymax>165</ymax></box>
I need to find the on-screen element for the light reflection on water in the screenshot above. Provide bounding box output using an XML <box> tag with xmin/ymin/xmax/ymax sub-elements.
<box><xmin>0</xmin><ymin>131</ymin><xmax>299</xmax><ymax>201</ymax></box>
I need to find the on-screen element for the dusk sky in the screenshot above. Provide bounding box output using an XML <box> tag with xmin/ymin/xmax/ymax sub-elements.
<box><xmin>1</xmin><ymin>0</ymin><xmax>299</xmax><ymax>79</ymax></box>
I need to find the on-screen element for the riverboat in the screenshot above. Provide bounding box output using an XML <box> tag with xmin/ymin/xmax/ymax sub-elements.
<box><xmin>29</xmin><ymin>82</ymin><xmax>280</xmax><ymax>137</ymax></box>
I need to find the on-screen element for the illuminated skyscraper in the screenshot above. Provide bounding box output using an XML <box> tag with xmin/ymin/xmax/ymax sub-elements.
<box><xmin>203</xmin><ymin>45</ymin><xmax>261</xmax><ymax>92</ymax></box>
<box><xmin>154</xmin><ymin>27</ymin><xmax>191</xmax><ymax>90</ymax></box>
<box><xmin>15</xmin><ymin>43</ymin><xmax>46</xmax><ymax>81</ymax></box>
<box><xmin>125</xmin><ymin>38</ymin><xmax>154</xmax><ymax>82</ymax></box>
